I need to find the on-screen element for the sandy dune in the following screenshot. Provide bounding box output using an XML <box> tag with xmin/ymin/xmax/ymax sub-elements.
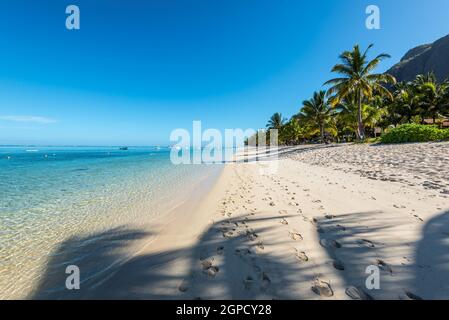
<box><xmin>32</xmin><ymin>142</ymin><xmax>449</xmax><ymax>300</ymax></box>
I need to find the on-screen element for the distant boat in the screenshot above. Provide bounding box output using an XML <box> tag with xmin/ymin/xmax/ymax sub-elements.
<box><xmin>119</xmin><ymin>147</ymin><xmax>128</xmax><ymax>150</ymax></box>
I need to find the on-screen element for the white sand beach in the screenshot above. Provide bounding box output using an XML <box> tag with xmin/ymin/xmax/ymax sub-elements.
<box><xmin>33</xmin><ymin>142</ymin><xmax>449</xmax><ymax>300</ymax></box>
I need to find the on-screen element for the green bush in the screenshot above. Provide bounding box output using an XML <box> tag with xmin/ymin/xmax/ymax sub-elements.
<box><xmin>381</xmin><ymin>124</ymin><xmax>449</xmax><ymax>144</ymax></box>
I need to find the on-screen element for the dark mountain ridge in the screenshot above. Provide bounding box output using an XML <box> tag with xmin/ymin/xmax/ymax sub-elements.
<box><xmin>387</xmin><ymin>34</ymin><xmax>449</xmax><ymax>83</ymax></box>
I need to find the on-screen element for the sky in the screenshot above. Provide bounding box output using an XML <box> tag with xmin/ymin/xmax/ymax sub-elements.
<box><xmin>0</xmin><ymin>0</ymin><xmax>448</xmax><ymax>146</ymax></box>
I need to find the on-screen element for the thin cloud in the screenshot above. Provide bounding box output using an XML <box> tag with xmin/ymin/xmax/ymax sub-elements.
<box><xmin>0</xmin><ymin>115</ymin><xmax>58</xmax><ymax>124</ymax></box>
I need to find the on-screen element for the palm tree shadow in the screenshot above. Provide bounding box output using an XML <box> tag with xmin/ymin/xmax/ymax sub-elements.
<box><xmin>412</xmin><ymin>210</ymin><xmax>449</xmax><ymax>299</ymax></box>
<box><xmin>29</xmin><ymin>227</ymin><xmax>152</xmax><ymax>299</ymax></box>
<box><xmin>316</xmin><ymin>209</ymin><xmax>449</xmax><ymax>299</ymax></box>
<box><xmin>180</xmin><ymin>213</ymin><xmax>316</xmax><ymax>300</ymax></box>
<box><xmin>31</xmin><ymin>210</ymin><xmax>449</xmax><ymax>299</ymax></box>
<box><xmin>30</xmin><ymin>213</ymin><xmax>315</xmax><ymax>299</ymax></box>
<box><xmin>315</xmin><ymin>210</ymin><xmax>407</xmax><ymax>299</ymax></box>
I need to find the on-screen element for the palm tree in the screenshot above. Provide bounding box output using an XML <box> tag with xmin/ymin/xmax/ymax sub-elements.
<box><xmin>392</xmin><ymin>81</ymin><xmax>420</xmax><ymax>123</ymax></box>
<box><xmin>280</xmin><ymin>118</ymin><xmax>305</xmax><ymax>145</ymax></box>
<box><xmin>412</xmin><ymin>73</ymin><xmax>449</xmax><ymax>123</ymax></box>
<box><xmin>336</xmin><ymin>94</ymin><xmax>383</xmax><ymax>138</ymax></box>
<box><xmin>324</xmin><ymin>44</ymin><xmax>396</xmax><ymax>140</ymax></box>
<box><xmin>266</xmin><ymin>112</ymin><xmax>286</xmax><ymax>130</ymax></box>
<box><xmin>297</xmin><ymin>90</ymin><xmax>333</xmax><ymax>143</ymax></box>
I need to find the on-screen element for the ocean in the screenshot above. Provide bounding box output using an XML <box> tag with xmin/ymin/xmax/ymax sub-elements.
<box><xmin>0</xmin><ymin>146</ymin><xmax>222</xmax><ymax>299</ymax></box>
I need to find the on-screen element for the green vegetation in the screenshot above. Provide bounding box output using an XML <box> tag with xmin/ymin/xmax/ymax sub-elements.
<box><xmin>324</xmin><ymin>44</ymin><xmax>396</xmax><ymax>140</ymax></box>
<box><xmin>253</xmin><ymin>44</ymin><xmax>449</xmax><ymax>146</ymax></box>
<box><xmin>380</xmin><ymin>124</ymin><xmax>449</xmax><ymax>144</ymax></box>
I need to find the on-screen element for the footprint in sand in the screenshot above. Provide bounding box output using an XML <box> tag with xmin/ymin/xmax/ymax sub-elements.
<box><xmin>201</xmin><ymin>259</ymin><xmax>220</xmax><ymax>277</ymax></box>
<box><xmin>320</xmin><ymin>239</ymin><xmax>342</xmax><ymax>248</ymax></box>
<box><xmin>311</xmin><ymin>279</ymin><xmax>333</xmax><ymax>297</ymax></box>
<box><xmin>223</xmin><ymin>231</ymin><xmax>234</xmax><ymax>238</ymax></box>
<box><xmin>280</xmin><ymin>218</ymin><xmax>288</xmax><ymax>225</ymax></box>
<box><xmin>357</xmin><ymin>239</ymin><xmax>375</xmax><ymax>248</ymax></box>
<box><xmin>399</xmin><ymin>291</ymin><xmax>423</xmax><ymax>300</ymax></box>
<box><xmin>235</xmin><ymin>248</ymin><xmax>252</xmax><ymax>256</ymax></box>
<box><xmin>332</xmin><ymin>259</ymin><xmax>345</xmax><ymax>271</ymax></box>
<box><xmin>260</xmin><ymin>272</ymin><xmax>271</xmax><ymax>291</ymax></box>
<box><xmin>201</xmin><ymin>259</ymin><xmax>214</xmax><ymax>270</ymax></box>
<box><xmin>243</xmin><ymin>276</ymin><xmax>255</xmax><ymax>290</ymax></box>
<box><xmin>178</xmin><ymin>280</ymin><xmax>189</xmax><ymax>292</ymax></box>
<box><xmin>246</xmin><ymin>229</ymin><xmax>258</xmax><ymax>241</ymax></box>
<box><xmin>289</xmin><ymin>202</ymin><xmax>299</xmax><ymax>206</ymax></box>
<box><xmin>295</xmin><ymin>249</ymin><xmax>309</xmax><ymax>262</ymax></box>
<box><xmin>345</xmin><ymin>286</ymin><xmax>373</xmax><ymax>300</ymax></box>
<box><xmin>376</xmin><ymin>259</ymin><xmax>393</xmax><ymax>274</ymax></box>
<box><xmin>256</xmin><ymin>241</ymin><xmax>264</xmax><ymax>251</ymax></box>
<box><xmin>217</xmin><ymin>246</ymin><xmax>224</xmax><ymax>255</ymax></box>
<box><xmin>324</xmin><ymin>214</ymin><xmax>335</xmax><ymax>219</ymax></box>
<box><xmin>205</xmin><ymin>266</ymin><xmax>219</xmax><ymax>278</ymax></box>
<box><xmin>289</xmin><ymin>230</ymin><xmax>303</xmax><ymax>241</ymax></box>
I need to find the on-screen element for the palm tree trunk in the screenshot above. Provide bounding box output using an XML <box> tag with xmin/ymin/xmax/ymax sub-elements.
<box><xmin>357</xmin><ymin>90</ymin><xmax>366</xmax><ymax>140</ymax></box>
<box><xmin>320</xmin><ymin>123</ymin><xmax>324</xmax><ymax>143</ymax></box>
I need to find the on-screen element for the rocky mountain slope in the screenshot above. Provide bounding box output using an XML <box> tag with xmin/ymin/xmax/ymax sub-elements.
<box><xmin>387</xmin><ymin>34</ymin><xmax>449</xmax><ymax>82</ymax></box>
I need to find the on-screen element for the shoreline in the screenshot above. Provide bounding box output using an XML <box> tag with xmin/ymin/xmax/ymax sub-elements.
<box><xmin>27</xmin><ymin>142</ymin><xmax>449</xmax><ymax>299</ymax></box>
<box><xmin>26</xmin><ymin>162</ymin><xmax>224</xmax><ymax>300</ymax></box>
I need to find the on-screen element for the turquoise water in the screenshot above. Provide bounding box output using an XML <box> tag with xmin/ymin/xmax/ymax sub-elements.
<box><xmin>0</xmin><ymin>146</ymin><xmax>221</xmax><ymax>298</ymax></box>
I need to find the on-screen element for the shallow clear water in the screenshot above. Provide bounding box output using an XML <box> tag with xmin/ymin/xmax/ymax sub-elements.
<box><xmin>0</xmin><ymin>146</ymin><xmax>221</xmax><ymax>299</ymax></box>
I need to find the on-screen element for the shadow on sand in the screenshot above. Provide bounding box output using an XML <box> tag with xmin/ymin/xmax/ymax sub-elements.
<box><xmin>30</xmin><ymin>207</ymin><xmax>449</xmax><ymax>300</ymax></box>
<box><xmin>31</xmin><ymin>213</ymin><xmax>315</xmax><ymax>299</ymax></box>
<box><xmin>315</xmin><ymin>209</ymin><xmax>449</xmax><ymax>300</ymax></box>
<box><xmin>412</xmin><ymin>210</ymin><xmax>449</xmax><ymax>299</ymax></box>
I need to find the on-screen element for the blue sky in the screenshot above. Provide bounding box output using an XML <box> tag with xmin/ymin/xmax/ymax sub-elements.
<box><xmin>1</xmin><ymin>0</ymin><xmax>448</xmax><ymax>146</ymax></box>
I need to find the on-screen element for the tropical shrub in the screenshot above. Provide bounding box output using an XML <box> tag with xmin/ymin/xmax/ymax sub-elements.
<box><xmin>380</xmin><ymin>124</ymin><xmax>449</xmax><ymax>144</ymax></box>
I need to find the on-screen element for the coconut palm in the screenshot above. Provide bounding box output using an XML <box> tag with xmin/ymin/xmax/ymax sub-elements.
<box><xmin>266</xmin><ymin>112</ymin><xmax>287</xmax><ymax>130</ymax></box>
<box><xmin>324</xmin><ymin>44</ymin><xmax>396</xmax><ymax>140</ymax></box>
<box><xmin>297</xmin><ymin>90</ymin><xmax>333</xmax><ymax>143</ymax></box>
<box><xmin>280</xmin><ymin>118</ymin><xmax>305</xmax><ymax>145</ymax></box>
<box><xmin>335</xmin><ymin>94</ymin><xmax>384</xmax><ymax>138</ymax></box>
<box><xmin>412</xmin><ymin>73</ymin><xmax>449</xmax><ymax>123</ymax></box>
<box><xmin>392</xmin><ymin>81</ymin><xmax>420</xmax><ymax>123</ymax></box>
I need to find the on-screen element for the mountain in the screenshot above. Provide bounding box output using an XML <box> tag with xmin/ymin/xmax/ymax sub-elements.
<box><xmin>387</xmin><ymin>34</ymin><xmax>449</xmax><ymax>83</ymax></box>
